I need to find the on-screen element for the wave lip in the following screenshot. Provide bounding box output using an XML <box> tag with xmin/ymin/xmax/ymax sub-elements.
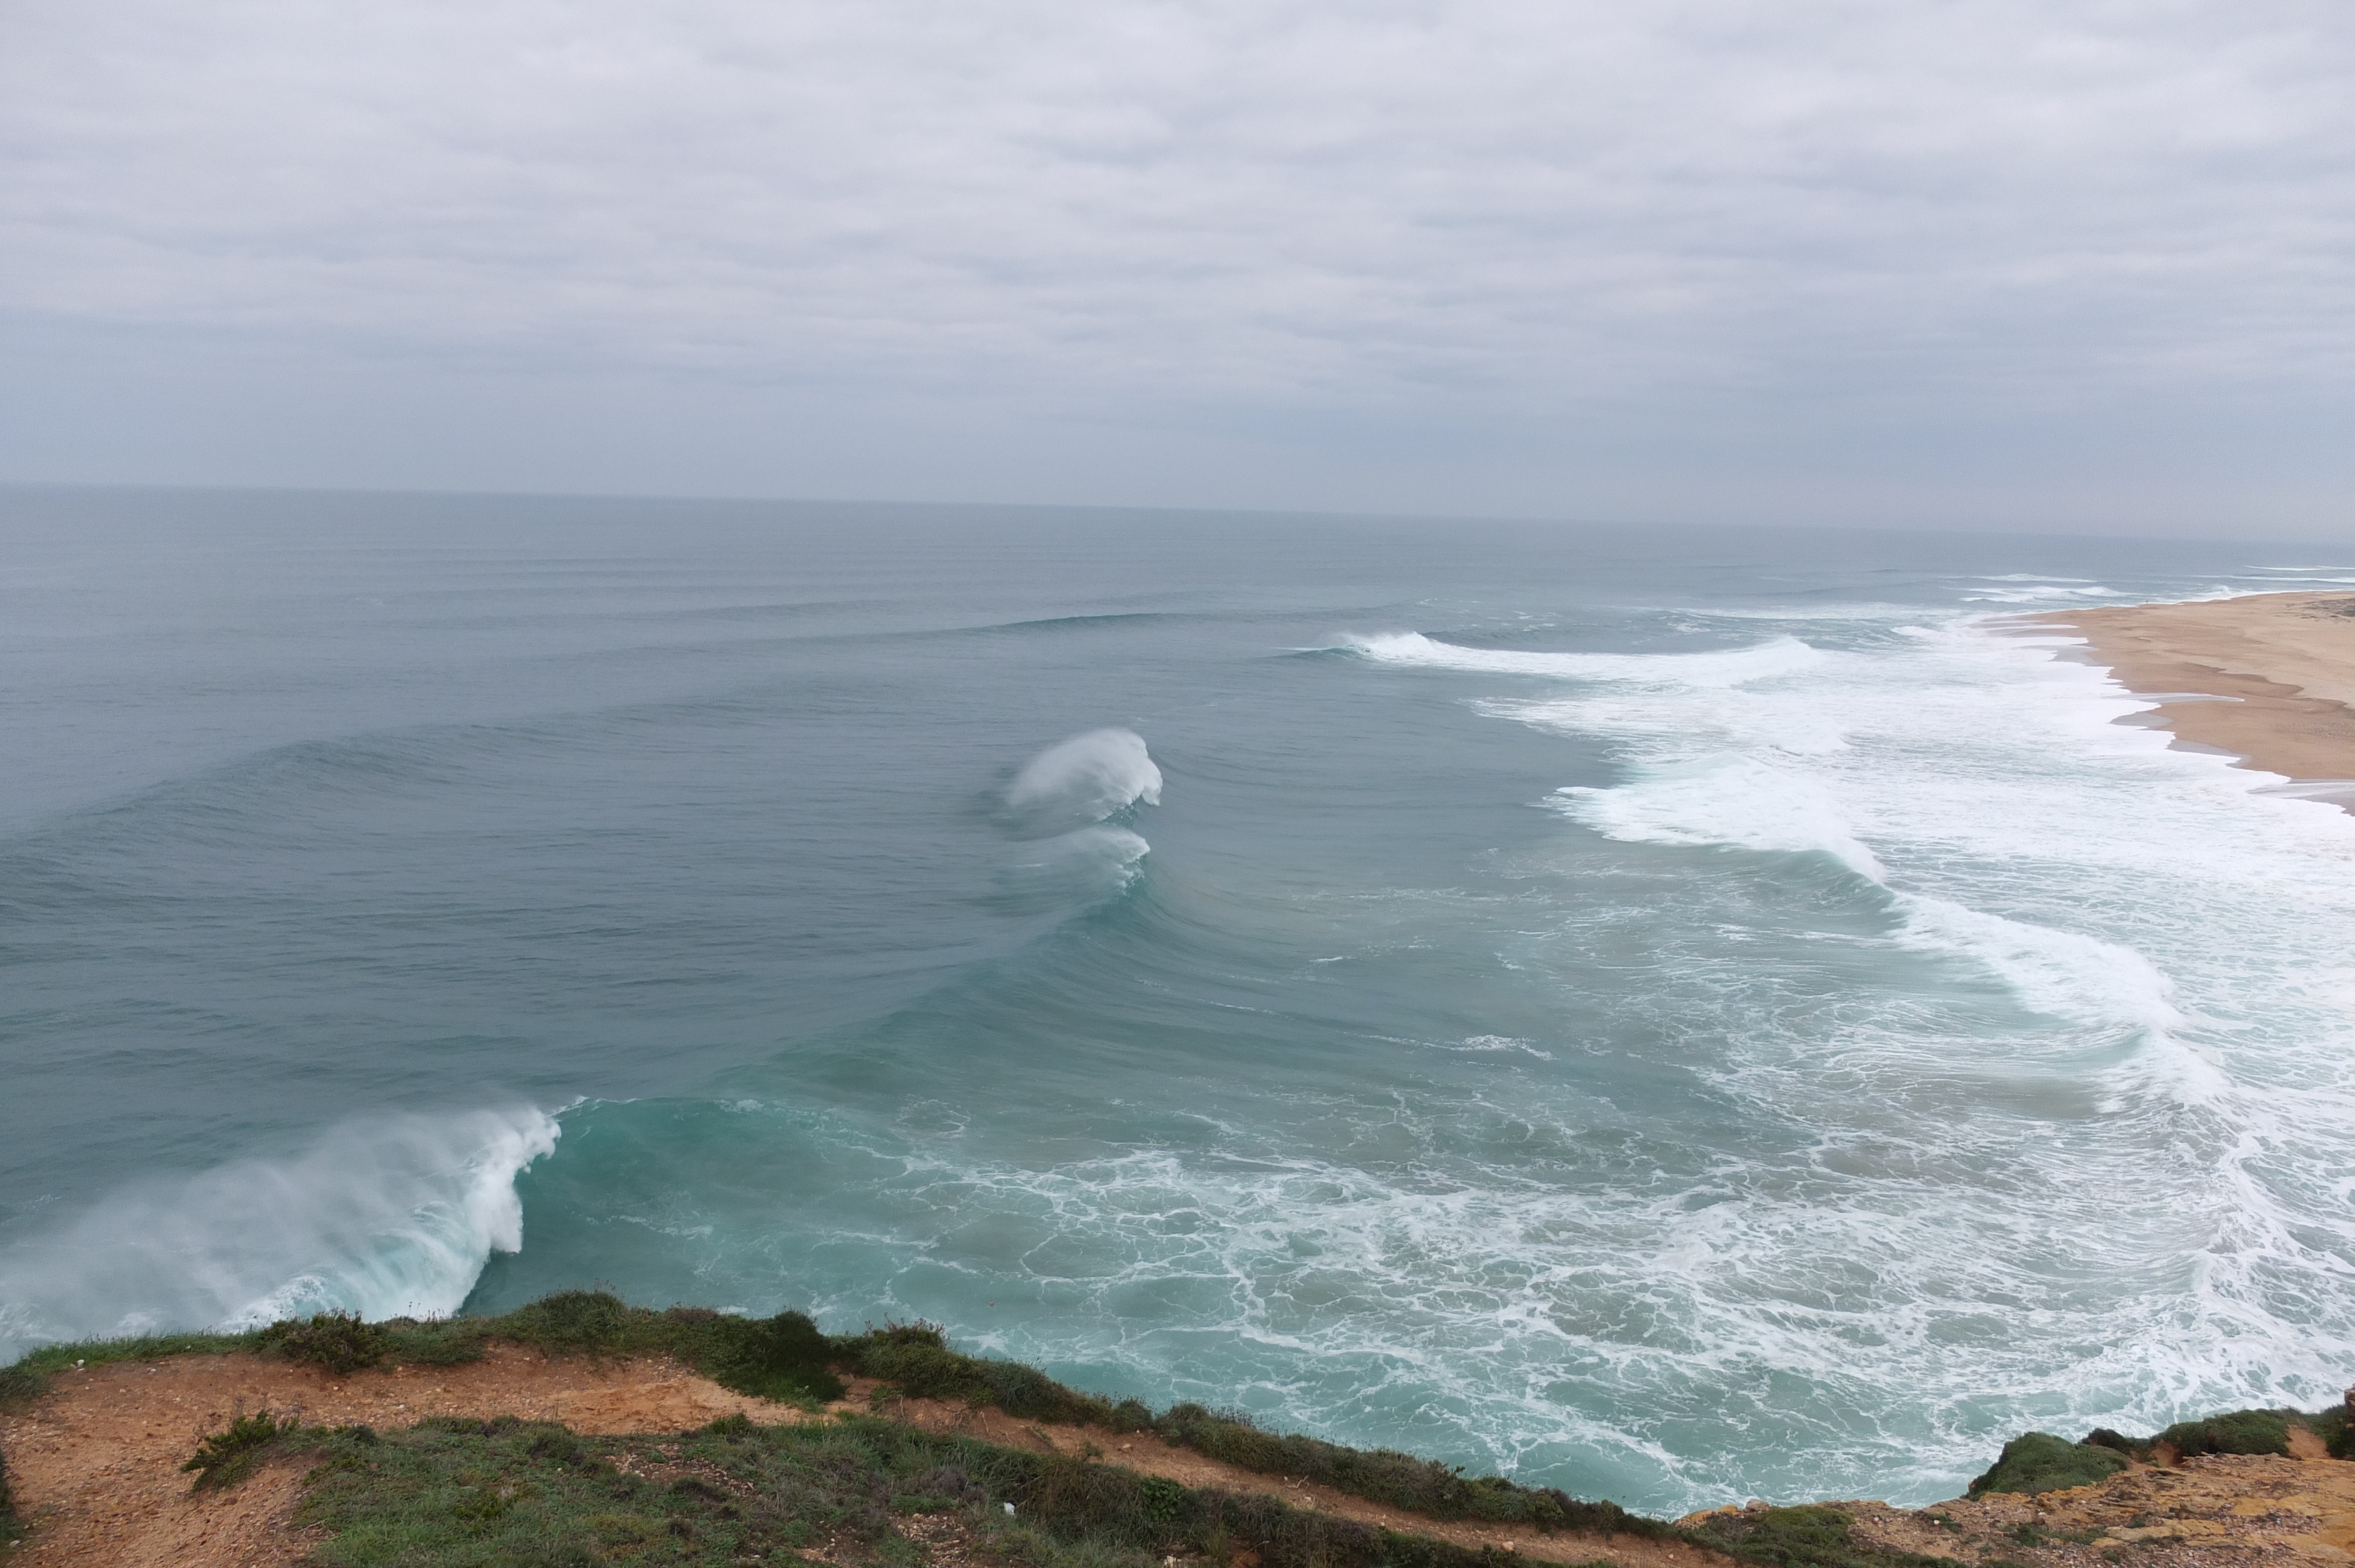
<box><xmin>0</xmin><ymin>1106</ymin><xmax>558</xmax><ymax>1361</ymax></box>
<box><xmin>1004</xmin><ymin>727</ymin><xmax>1162</xmax><ymax>838</ymax></box>
<box><xmin>1351</xmin><ymin>632</ymin><xmax>1823</xmax><ymax>687</ymax></box>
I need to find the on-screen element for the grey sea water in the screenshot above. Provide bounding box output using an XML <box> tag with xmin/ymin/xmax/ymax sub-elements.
<box><xmin>5</xmin><ymin>487</ymin><xmax>2354</xmax><ymax>1513</ymax></box>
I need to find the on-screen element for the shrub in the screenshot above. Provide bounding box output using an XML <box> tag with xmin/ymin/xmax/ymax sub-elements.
<box><xmin>497</xmin><ymin>1289</ymin><xmax>633</xmax><ymax>1355</ymax></box>
<box><xmin>1691</xmin><ymin>1504</ymin><xmax>1966</xmax><ymax>1568</ymax></box>
<box><xmin>680</xmin><ymin>1308</ymin><xmax>845</xmax><ymax>1404</ymax></box>
<box><xmin>1967</xmin><ymin>1434</ymin><xmax>2128</xmax><ymax>1499</ymax></box>
<box><xmin>373</xmin><ymin>1317</ymin><xmax>487</xmax><ymax>1366</ymax></box>
<box><xmin>2154</xmin><ymin>1410</ymin><xmax>2294</xmax><ymax>1459</ymax></box>
<box><xmin>1148</xmin><ymin>1403</ymin><xmax>1637</xmax><ymax>1532</ymax></box>
<box><xmin>258</xmin><ymin>1311</ymin><xmax>391</xmax><ymax>1376</ymax></box>
<box><xmin>834</xmin><ymin>1322</ymin><xmax>1103</xmax><ymax>1423</ymax></box>
<box><xmin>183</xmin><ymin>1411</ymin><xmax>292</xmax><ymax>1491</ymax></box>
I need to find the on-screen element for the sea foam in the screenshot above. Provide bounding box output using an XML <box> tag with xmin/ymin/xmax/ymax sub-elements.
<box><xmin>0</xmin><ymin>1106</ymin><xmax>556</xmax><ymax>1360</ymax></box>
<box><xmin>1004</xmin><ymin>727</ymin><xmax>1162</xmax><ymax>835</ymax></box>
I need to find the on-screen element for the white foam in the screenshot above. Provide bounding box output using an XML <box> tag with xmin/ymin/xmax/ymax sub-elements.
<box><xmin>1003</xmin><ymin>825</ymin><xmax>1152</xmax><ymax>894</ymax></box>
<box><xmin>1324</xmin><ymin>606</ymin><xmax>2355</xmax><ymax>1502</ymax></box>
<box><xmin>1352</xmin><ymin>632</ymin><xmax>1825</xmax><ymax>687</ymax></box>
<box><xmin>1892</xmin><ymin>896</ymin><xmax>2185</xmax><ymax>1039</ymax></box>
<box><xmin>1553</xmin><ymin>755</ymin><xmax>1885</xmax><ymax>878</ymax></box>
<box><xmin>0</xmin><ymin>1107</ymin><xmax>557</xmax><ymax>1358</ymax></box>
<box><xmin>1004</xmin><ymin>727</ymin><xmax>1162</xmax><ymax>836</ymax></box>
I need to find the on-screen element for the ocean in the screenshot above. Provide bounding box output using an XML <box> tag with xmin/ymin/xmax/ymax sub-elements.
<box><xmin>3</xmin><ymin>487</ymin><xmax>2352</xmax><ymax>1514</ymax></box>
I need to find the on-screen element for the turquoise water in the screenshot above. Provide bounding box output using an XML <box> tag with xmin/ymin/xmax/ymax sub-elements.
<box><xmin>5</xmin><ymin>488</ymin><xmax>2354</xmax><ymax>1513</ymax></box>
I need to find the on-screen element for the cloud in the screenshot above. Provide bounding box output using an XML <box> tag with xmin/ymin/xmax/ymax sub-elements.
<box><xmin>0</xmin><ymin>0</ymin><xmax>2348</xmax><ymax>520</ymax></box>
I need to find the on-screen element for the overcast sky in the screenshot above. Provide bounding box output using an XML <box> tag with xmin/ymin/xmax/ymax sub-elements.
<box><xmin>1</xmin><ymin>0</ymin><xmax>2348</xmax><ymax>532</ymax></box>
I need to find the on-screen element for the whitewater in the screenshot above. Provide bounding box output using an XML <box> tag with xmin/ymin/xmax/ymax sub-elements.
<box><xmin>2</xmin><ymin>491</ymin><xmax>2352</xmax><ymax>1516</ymax></box>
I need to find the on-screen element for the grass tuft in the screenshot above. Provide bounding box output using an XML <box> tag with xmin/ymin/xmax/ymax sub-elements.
<box><xmin>182</xmin><ymin>1410</ymin><xmax>295</xmax><ymax>1491</ymax></box>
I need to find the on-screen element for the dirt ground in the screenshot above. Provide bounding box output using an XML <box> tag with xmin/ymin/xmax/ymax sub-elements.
<box><xmin>1685</xmin><ymin>1433</ymin><xmax>2355</xmax><ymax>1568</ymax></box>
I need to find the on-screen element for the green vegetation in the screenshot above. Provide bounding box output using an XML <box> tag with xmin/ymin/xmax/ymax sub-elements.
<box><xmin>2151</xmin><ymin>1409</ymin><xmax>2295</xmax><ymax>1459</ymax></box>
<box><xmin>183</xmin><ymin>1410</ymin><xmax>294</xmax><ymax>1491</ymax></box>
<box><xmin>1150</xmin><ymin>1403</ymin><xmax>1653</xmax><ymax>1533</ymax></box>
<box><xmin>1686</xmin><ymin>1505</ymin><xmax>1961</xmax><ymax>1568</ymax></box>
<box><xmin>1966</xmin><ymin>1434</ymin><xmax>2130</xmax><ymax>1499</ymax></box>
<box><xmin>2</xmin><ymin>1327</ymin><xmax>263</xmax><ymax>1398</ymax></box>
<box><xmin>840</xmin><ymin>1321</ymin><xmax>1646</xmax><ymax>1533</ymax></box>
<box><xmin>188</xmin><ymin>1408</ymin><xmax>1606</xmax><ymax>1568</ymax></box>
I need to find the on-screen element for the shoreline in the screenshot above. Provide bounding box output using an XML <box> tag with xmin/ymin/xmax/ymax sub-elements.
<box><xmin>2025</xmin><ymin>590</ymin><xmax>2355</xmax><ymax>800</ymax></box>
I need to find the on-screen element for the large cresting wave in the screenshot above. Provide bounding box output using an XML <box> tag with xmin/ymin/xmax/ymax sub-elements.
<box><xmin>0</xmin><ymin>1107</ymin><xmax>558</xmax><ymax>1361</ymax></box>
<box><xmin>994</xmin><ymin>727</ymin><xmax>1162</xmax><ymax>902</ymax></box>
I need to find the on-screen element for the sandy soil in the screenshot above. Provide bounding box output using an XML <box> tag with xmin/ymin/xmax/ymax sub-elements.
<box><xmin>2027</xmin><ymin>592</ymin><xmax>2355</xmax><ymax>794</ymax></box>
<box><xmin>0</xmin><ymin>1343</ymin><xmax>815</xmax><ymax>1566</ymax></box>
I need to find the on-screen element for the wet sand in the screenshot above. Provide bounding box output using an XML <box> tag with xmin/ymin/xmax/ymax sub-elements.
<box><xmin>2029</xmin><ymin>592</ymin><xmax>2355</xmax><ymax>796</ymax></box>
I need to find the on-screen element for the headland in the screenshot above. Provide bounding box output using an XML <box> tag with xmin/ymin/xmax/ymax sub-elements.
<box><xmin>2029</xmin><ymin>592</ymin><xmax>2355</xmax><ymax>792</ymax></box>
<box><xmin>3</xmin><ymin>1294</ymin><xmax>2351</xmax><ymax>1568</ymax></box>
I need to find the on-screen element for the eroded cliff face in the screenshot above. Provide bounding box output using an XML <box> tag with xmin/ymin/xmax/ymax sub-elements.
<box><xmin>1687</xmin><ymin>1442</ymin><xmax>2355</xmax><ymax>1568</ymax></box>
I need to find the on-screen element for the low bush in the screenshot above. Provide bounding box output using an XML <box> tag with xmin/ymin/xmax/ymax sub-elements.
<box><xmin>1966</xmin><ymin>1434</ymin><xmax>2128</xmax><ymax>1499</ymax></box>
<box><xmin>835</xmin><ymin>1321</ymin><xmax>1104</xmax><ymax>1423</ymax></box>
<box><xmin>1151</xmin><ymin>1404</ymin><xmax>1650</xmax><ymax>1534</ymax></box>
<box><xmin>1690</xmin><ymin>1504</ymin><xmax>1964</xmax><ymax>1568</ymax></box>
<box><xmin>183</xmin><ymin>1410</ymin><xmax>294</xmax><ymax>1491</ymax></box>
<box><xmin>258</xmin><ymin>1311</ymin><xmax>392</xmax><ymax>1376</ymax></box>
<box><xmin>2153</xmin><ymin>1410</ymin><xmax>2295</xmax><ymax>1459</ymax></box>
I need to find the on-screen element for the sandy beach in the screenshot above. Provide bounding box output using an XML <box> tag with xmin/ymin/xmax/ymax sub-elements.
<box><xmin>2031</xmin><ymin>592</ymin><xmax>2355</xmax><ymax>792</ymax></box>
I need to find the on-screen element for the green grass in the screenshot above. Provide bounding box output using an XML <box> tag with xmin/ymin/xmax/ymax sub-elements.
<box><xmin>1</xmin><ymin>1444</ymin><xmax>19</xmax><ymax>1550</ymax></box>
<box><xmin>194</xmin><ymin>1409</ymin><xmax>1590</xmax><ymax>1568</ymax></box>
<box><xmin>183</xmin><ymin>1410</ymin><xmax>294</xmax><ymax>1491</ymax></box>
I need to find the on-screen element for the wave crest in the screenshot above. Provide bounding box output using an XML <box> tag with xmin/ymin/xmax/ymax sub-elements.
<box><xmin>0</xmin><ymin>1107</ymin><xmax>558</xmax><ymax>1360</ymax></box>
<box><xmin>1004</xmin><ymin>728</ymin><xmax>1162</xmax><ymax>838</ymax></box>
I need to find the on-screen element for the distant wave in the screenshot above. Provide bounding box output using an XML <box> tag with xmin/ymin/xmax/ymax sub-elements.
<box><xmin>1551</xmin><ymin>755</ymin><xmax>2188</xmax><ymax>1049</ymax></box>
<box><xmin>0</xmin><ymin>1107</ymin><xmax>557</xmax><ymax>1361</ymax></box>
<box><xmin>1348</xmin><ymin>631</ymin><xmax>1825</xmax><ymax>687</ymax></box>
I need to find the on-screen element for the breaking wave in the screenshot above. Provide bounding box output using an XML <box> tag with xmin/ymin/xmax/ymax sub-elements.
<box><xmin>0</xmin><ymin>1107</ymin><xmax>558</xmax><ymax>1361</ymax></box>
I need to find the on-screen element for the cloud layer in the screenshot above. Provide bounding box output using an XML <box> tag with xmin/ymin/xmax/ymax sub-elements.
<box><xmin>2</xmin><ymin>0</ymin><xmax>2349</xmax><ymax>526</ymax></box>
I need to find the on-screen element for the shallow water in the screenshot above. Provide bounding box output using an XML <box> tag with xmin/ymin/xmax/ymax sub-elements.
<box><xmin>4</xmin><ymin>489</ymin><xmax>2353</xmax><ymax>1513</ymax></box>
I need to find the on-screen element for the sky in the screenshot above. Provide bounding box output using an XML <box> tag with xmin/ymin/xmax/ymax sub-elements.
<box><xmin>1</xmin><ymin>0</ymin><xmax>2349</xmax><ymax>534</ymax></box>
